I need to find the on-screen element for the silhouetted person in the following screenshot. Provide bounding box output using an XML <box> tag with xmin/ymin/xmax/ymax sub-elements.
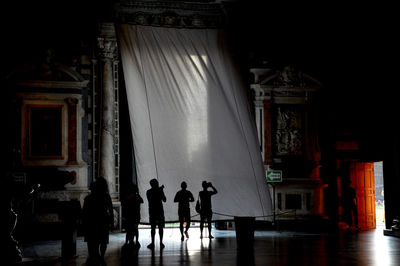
<box><xmin>124</xmin><ymin>183</ymin><xmax>143</xmax><ymax>247</ymax></box>
<box><xmin>82</xmin><ymin>177</ymin><xmax>114</xmax><ymax>264</ymax></box>
<box><xmin>344</xmin><ymin>184</ymin><xmax>360</xmax><ymax>230</ymax></box>
<box><xmin>199</xmin><ymin>181</ymin><xmax>217</xmax><ymax>239</ymax></box>
<box><xmin>146</xmin><ymin>179</ymin><xmax>166</xmax><ymax>249</ymax></box>
<box><xmin>174</xmin><ymin>181</ymin><xmax>194</xmax><ymax>241</ymax></box>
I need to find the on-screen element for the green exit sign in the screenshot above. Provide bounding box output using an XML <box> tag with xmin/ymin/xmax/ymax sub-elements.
<box><xmin>266</xmin><ymin>170</ymin><xmax>282</xmax><ymax>182</ymax></box>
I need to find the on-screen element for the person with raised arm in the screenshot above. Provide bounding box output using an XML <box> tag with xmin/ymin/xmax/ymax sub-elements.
<box><xmin>146</xmin><ymin>179</ymin><xmax>166</xmax><ymax>249</ymax></box>
<box><xmin>199</xmin><ymin>181</ymin><xmax>218</xmax><ymax>239</ymax></box>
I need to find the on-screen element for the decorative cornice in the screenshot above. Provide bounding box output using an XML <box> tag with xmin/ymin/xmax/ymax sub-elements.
<box><xmin>250</xmin><ymin>66</ymin><xmax>322</xmax><ymax>87</ymax></box>
<box><xmin>250</xmin><ymin>66</ymin><xmax>321</xmax><ymax>104</ymax></box>
<box><xmin>16</xmin><ymin>80</ymin><xmax>89</xmax><ymax>89</ymax></box>
<box><xmin>114</xmin><ymin>1</ymin><xmax>224</xmax><ymax>28</ymax></box>
<box><xmin>11</xmin><ymin>52</ymin><xmax>89</xmax><ymax>91</ymax></box>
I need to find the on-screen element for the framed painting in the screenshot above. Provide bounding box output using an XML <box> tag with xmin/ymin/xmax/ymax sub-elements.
<box><xmin>25</xmin><ymin>104</ymin><xmax>65</xmax><ymax>159</ymax></box>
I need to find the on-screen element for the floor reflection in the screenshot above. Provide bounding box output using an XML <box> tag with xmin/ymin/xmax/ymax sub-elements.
<box><xmin>179</xmin><ymin>241</ymin><xmax>190</xmax><ymax>266</ymax></box>
<box><xmin>150</xmin><ymin>248</ymin><xmax>163</xmax><ymax>266</ymax></box>
<box><xmin>373</xmin><ymin>225</ymin><xmax>392</xmax><ymax>265</ymax></box>
<box><xmin>20</xmin><ymin>226</ymin><xmax>400</xmax><ymax>266</ymax></box>
<box><xmin>200</xmin><ymin>238</ymin><xmax>212</xmax><ymax>265</ymax></box>
<box><xmin>120</xmin><ymin>243</ymin><xmax>139</xmax><ymax>266</ymax></box>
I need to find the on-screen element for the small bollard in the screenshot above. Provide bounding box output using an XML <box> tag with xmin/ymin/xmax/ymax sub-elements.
<box><xmin>59</xmin><ymin>200</ymin><xmax>81</xmax><ymax>259</ymax></box>
<box><xmin>234</xmin><ymin>216</ymin><xmax>255</xmax><ymax>250</ymax></box>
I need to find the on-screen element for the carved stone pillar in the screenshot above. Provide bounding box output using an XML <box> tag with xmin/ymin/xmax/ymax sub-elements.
<box><xmin>97</xmin><ymin>23</ymin><xmax>118</xmax><ymax>199</ymax></box>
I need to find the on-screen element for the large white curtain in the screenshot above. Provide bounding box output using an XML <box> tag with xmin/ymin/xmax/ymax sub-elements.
<box><xmin>117</xmin><ymin>24</ymin><xmax>272</xmax><ymax>222</ymax></box>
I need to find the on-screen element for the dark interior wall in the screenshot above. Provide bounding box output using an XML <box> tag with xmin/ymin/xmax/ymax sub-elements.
<box><xmin>1</xmin><ymin>1</ymin><xmax>100</xmax><ymax>86</ymax></box>
<box><xmin>225</xmin><ymin>1</ymin><xmax>395</xmax><ymax>227</ymax></box>
<box><xmin>383</xmin><ymin>122</ymin><xmax>400</xmax><ymax>228</ymax></box>
<box><xmin>1</xmin><ymin>0</ymin><xmax>136</xmax><ymax>197</ymax></box>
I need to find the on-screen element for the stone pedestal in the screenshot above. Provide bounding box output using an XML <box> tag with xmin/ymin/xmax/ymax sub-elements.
<box><xmin>384</xmin><ymin>229</ymin><xmax>400</xmax><ymax>238</ymax></box>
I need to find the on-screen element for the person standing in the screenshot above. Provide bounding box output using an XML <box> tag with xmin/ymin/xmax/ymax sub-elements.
<box><xmin>146</xmin><ymin>179</ymin><xmax>167</xmax><ymax>249</ymax></box>
<box><xmin>174</xmin><ymin>181</ymin><xmax>195</xmax><ymax>241</ymax></box>
<box><xmin>199</xmin><ymin>181</ymin><xmax>218</xmax><ymax>239</ymax></box>
<box><xmin>82</xmin><ymin>177</ymin><xmax>114</xmax><ymax>264</ymax></box>
<box><xmin>343</xmin><ymin>182</ymin><xmax>360</xmax><ymax>231</ymax></box>
<box><xmin>348</xmin><ymin>185</ymin><xmax>360</xmax><ymax>230</ymax></box>
<box><xmin>124</xmin><ymin>183</ymin><xmax>143</xmax><ymax>247</ymax></box>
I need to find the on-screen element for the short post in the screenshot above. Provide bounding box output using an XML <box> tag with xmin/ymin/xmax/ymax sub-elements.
<box><xmin>59</xmin><ymin>200</ymin><xmax>81</xmax><ymax>259</ymax></box>
<box><xmin>271</xmin><ymin>184</ymin><xmax>276</xmax><ymax>225</ymax></box>
<box><xmin>234</xmin><ymin>216</ymin><xmax>255</xmax><ymax>250</ymax></box>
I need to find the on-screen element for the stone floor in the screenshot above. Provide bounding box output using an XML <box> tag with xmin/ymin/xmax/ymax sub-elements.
<box><xmin>17</xmin><ymin>224</ymin><xmax>400</xmax><ymax>265</ymax></box>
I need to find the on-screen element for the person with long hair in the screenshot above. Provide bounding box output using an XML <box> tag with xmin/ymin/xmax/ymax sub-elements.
<box><xmin>124</xmin><ymin>183</ymin><xmax>143</xmax><ymax>247</ymax></box>
<box><xmin>82</xmin><ymin>177</ymin><xmax>114</xmax><ymax>264</ymax></box>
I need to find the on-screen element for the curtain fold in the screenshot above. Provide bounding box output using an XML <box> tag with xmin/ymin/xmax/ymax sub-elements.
<box><xmin>117</xmin><ymin>24</ymin><xmax>272</xmax><ymax>222</ymax></box>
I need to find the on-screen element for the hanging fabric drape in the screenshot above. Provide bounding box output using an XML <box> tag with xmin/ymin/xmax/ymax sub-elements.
<box><xmin>117</xmin><ymin>24</ymin><xmax>272</xmax><ymax>222</ymax></box>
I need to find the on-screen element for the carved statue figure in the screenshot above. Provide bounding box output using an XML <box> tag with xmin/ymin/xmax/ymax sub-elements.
<box><xmin>2</xmin><ymin>172</ymin><xmax>40</xmax><ymax>263</ymax></box>
<box><xmin>278</xmin><ymin>66</ymin><xmax>302</xmax><ymax>86</ymax></box>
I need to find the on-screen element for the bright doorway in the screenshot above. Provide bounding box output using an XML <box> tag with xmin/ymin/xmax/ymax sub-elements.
<box><xmin>374</xmin><ymin>161</ymin><xmax>385</xmax><ymax>226</ymax></box>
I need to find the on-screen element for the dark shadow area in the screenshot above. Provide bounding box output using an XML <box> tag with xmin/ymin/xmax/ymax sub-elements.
<box><xmin>121</xmin><ymin>242</ymin><xmax>139</xmax><ymax>266</ymax></box>
<box><xmin>237</xmin><ymin>248</ymin><xmax>255</xmax><ymax>266</ymax></box>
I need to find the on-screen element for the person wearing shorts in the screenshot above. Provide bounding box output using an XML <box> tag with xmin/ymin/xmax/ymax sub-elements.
<box><xmin>146</xmin><ymin>179</ymin><xmax>166</xmax><ymax>249</ymax></box>
<box><xmin>199</xmin><ymin>181</ymin><xmax>218</xmax><ymax>239</ymax></box>
<box><xmin>174</xmin><ymin>181</ymin><xmax>194</xmax><ymax>241</ymax></box>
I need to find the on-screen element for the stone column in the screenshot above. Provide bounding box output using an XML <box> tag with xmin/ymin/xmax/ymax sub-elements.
<box><xmin>251</xmin><ymin>85</ymin><xmax>272</xmax><ymax>168</ymax></box>
<box><xmin>263</xmin><ymin>100</ymin><xmax>273</xmax><ymax>166</ymax></box>
<box><xmin>97</xmin><ymin>23</ymin><xmax>118</xmax><ymax>199</ymax></box>
<box><xmin>254</xmin><ymin>99</ymin><xmax>264</xmax><ymax>162</ymax></box>
<box><xmin>65</xmin><ymin>98</ymin><xmax>78</xmax><ymax>165</ymax></box>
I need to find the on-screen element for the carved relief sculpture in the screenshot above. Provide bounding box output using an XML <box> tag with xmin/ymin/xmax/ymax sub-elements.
<box><xmin>275</xmin><ymin>107</ymin><xmax>303</xmax><ymax>156</ymax></box>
